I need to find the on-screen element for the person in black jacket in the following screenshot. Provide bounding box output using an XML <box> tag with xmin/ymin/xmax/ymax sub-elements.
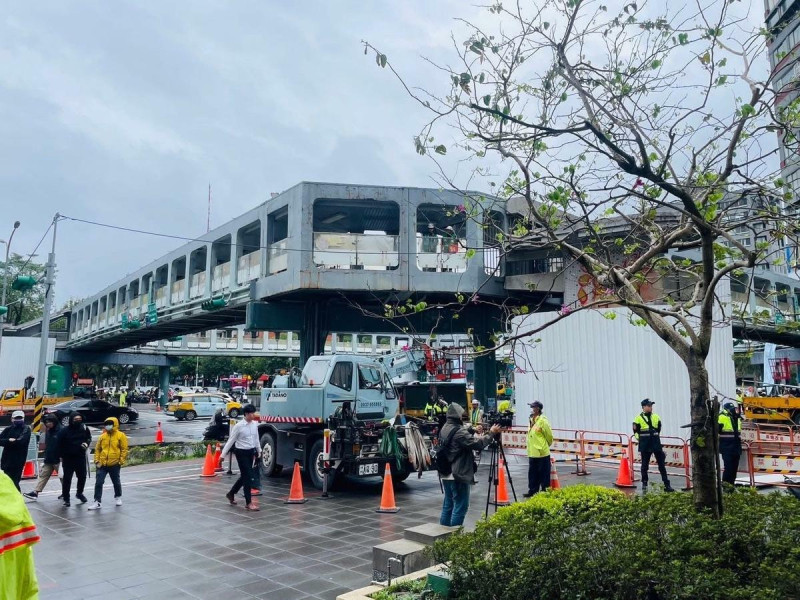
<box><xmin>23</xmin><ymin>414</ymin><xmax>60</xmax><ymax>500</ymax></box>
<box><xmin>0</xmin><ymin>411</ymin><xmax>32</xmax><ymax>490</ymax></box>
<box><xmin>57</xmin><ymin>411</ymin><xmax>91</xmax><ymax>507</ymax></box>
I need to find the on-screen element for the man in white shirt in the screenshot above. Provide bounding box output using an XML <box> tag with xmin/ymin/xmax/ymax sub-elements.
<box><xmin>221</xmin><ymin>404</ymin><xmax>261</xmax><ymax>511</ymax></box>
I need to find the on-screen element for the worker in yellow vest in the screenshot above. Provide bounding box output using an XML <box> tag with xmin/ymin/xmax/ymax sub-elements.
<box><xmin>0</xmin><ymin>471</ymin><xmax>40</xmax><ymax>599</ymax></box>
<box><xmin>469</xmin><ymin>399</ymin><xmax>483</xmax><ymax>428</ymax></box>
<box><xmin>524</xmin><ymin>401</ymin><xmax>553</xmax><ymax>497</ymax></box>
<box><xmin>718</xmin><ymin>401</ymin><xmax>742</xmax><ymax>486</ymax></box>
<box><xmin>633</xmin><ymin>399</ymin><xmax>674</xmax><ymax>493</ymax></box>
<box><xmin>497</xmin><ymin>398</ymin><xmax>514</xmax><ymax>414</ymax></box>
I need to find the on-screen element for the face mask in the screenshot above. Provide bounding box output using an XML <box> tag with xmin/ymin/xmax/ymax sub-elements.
<box><xmin>12</xmin><ymin>419</ymin><xmax>24</xmax><ymax>426</ymax></box>
<box><xmin>104</xmin><ymin>424</ymin><xmax>113</xmax><ymax>431</ymax></box>
<box><xmin>74</xmin><ymin>421</ymin><xmax>83</xmax><ymax>426</ymax></box>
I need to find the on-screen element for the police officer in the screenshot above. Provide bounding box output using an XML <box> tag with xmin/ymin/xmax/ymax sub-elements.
<box><xmin>497</xmin><ymin>397</ymin><xmax>514</xmax><ymax>414</ymax></box>
<box><xmin>633</xmin><ymin>399</ymin><xmax>674</xmax><ymax>493</ymax></box>
<box><xmin>718</xmin><ymin>401</ymin><xmax>742</xmax><ymax>486</ymax></box>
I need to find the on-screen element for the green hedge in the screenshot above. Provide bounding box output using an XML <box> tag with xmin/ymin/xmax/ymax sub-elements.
<box><xmin>125</xmin><ymin>442</ymin><xmax>208</xmax><ymax>467</ymax></box>
<box><xmin>431</xmin><ymin>486</ymin><xmax>800</xmax><ymax>600</ymax></box>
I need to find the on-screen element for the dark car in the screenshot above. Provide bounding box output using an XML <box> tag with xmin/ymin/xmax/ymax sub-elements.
<box><xmin>45</xmin><ymin>399</ymin><xmax>139</xmax><ymax>427</ymax></box>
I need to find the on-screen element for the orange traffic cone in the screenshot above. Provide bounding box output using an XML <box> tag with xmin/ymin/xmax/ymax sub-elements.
<box><xmin>214</xmin><ymin>443</ymin><xmax>223</xmax><ymax>472</ymax></box>
<box><xmin>154</xmin><ymin>422</ymin><xmax>164</xmax><ymax>444</ymax></box>
<box><xmin>614</xmin><ymin>456</ymin><xmax>636</xmax><ymax>488</ymax></box>
<box><xmin>200</xmin><ymin>445</ymin><xmax>217</xmax><ymax>477</ymax></box>
<box><xmin>549</xmin><ymin>458</ymin><xmax>561</xmax><ymax>490</ymax></box>
<box><xmin>376</xmin><ymin>464</ymin><xmax>400</xmax><ymax>513</ymax></box>
<box><xmin>496</xmin><ymin>458</ymin><xmax>511</xmax><ymax>505</ymax></box>
<box><xmin>285</xmin><ymin>462</ymin><xmax>308</xmax><ymax>504</ymax></box>
<box><xmin>21</xmin><ymin>460</ymin><xmax>37</xmax><ymax>480</ymax></box>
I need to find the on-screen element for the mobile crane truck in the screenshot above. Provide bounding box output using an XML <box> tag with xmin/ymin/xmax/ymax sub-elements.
<box><xmin>257</xmin><ymin>348</ymin><xmax>443</xmax><ymax>489</ymax></box>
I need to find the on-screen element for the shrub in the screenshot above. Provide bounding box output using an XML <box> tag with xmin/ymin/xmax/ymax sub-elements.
<box><xmin>431</xmin><ymin>485</ymin><xmax>800</xmax><ymax>600</ymax></box>
<box><xmin>125</xmin><ymin>442</ymin><xmax>207</xmax><ymax>467</ymax></box>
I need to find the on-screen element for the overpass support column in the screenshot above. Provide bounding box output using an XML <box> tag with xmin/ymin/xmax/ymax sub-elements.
<box><xmin>299</xmin><ymin>300</ymin><xmax>326</xmax><ymax>366</ymax></box>
<box><xmin>158</xmin><ymin>366</ymin><xmax>170</xmax><ymax>408</ymax></box>
<box><xmin>472</xmin><ymin>317</ymin><xmax>498</xmax><ymax>412</ymax></box>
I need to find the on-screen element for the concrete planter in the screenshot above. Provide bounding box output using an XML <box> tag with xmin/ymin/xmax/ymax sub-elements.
<box><xmin>336</xmin><ymin>565</ymin><xmax>444</xmax><ymax>600</ymax></box>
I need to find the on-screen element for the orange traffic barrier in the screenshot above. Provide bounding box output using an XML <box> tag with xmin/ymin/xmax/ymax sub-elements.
<box><xmin>376</xmin><ymin>464</ymin><xmax>400</xmax><ymax>513</ymax></box>
<box><xmin>614</xmin><ymin>455</ymin><xmax>635</xmax><ymax>488</ymax></box>
<box><xmin>285</xmin><ymin>462</ymin><xmax>308</xmax><ymax>504</ymax></box>
<box><xmin>549</xmin><ymin>457</ymin><xmax>561</xmax><ymax>490</ymax></box>
<box><xmin>21</xmin><ymin>460</ymin><xmax>36</xmax><ymax>480</ymax></box>
<box><xmin>496</xmin><ymin>458</ymin><xmax>511</xmax><ymax>505</ymax></box>
<box><xmin>214</xmin><ymin>443</ymin><xmax>223</xmax><ymax>472</ymax></box>
<box><xmin>200</xmin><ymin>445</ymin><xmax>217</xmax><ymax>478</ymax></box>
<box><xmin>154</xmin><ymin>422</ymin><xmax>164</xmax><ymax>444</ymax></box>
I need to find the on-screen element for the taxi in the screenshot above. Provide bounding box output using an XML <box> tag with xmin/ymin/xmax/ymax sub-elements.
<box><xmin>166</xmin><ymin>393</ymin><xmax>242</xmax><ymax>421</ymax></box>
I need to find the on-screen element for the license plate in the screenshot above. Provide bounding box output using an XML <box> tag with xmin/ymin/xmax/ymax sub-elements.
<box><xmin>358</xmin><ymin>463</ymin><xmax>379</xmax><ymax>476</ymax></box>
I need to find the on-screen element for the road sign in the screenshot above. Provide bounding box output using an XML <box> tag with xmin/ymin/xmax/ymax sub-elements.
<box><xmin>146</xmin><ymin>303</ymin><xmax>158</xmax><ymax>325</ymax></box>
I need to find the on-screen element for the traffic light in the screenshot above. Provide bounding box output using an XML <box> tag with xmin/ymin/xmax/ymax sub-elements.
<box><xmin>11</xmin><ymin>276</ymin><xmax>36</xmax><ymax>292</ymax></box>
<box><xmin>201</xmin><ymin>297</ymin><xmax>228</xmax><ymax>311</ymax></box>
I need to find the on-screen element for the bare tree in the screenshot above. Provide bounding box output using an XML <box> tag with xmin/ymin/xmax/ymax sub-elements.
<box><xmin>366</xmin><ymin>0</ymin><xmax>800</xmax><ymax>515</ymax></box>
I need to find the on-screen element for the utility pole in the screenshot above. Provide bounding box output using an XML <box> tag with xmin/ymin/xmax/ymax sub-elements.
<box><xmin>0</xmin><ymin>220</ymin><xmax>21</xmax><ymax>360</ymax></box>
<box><xmin>207</xmin><ymin>184</ymin><xmax>211</xmax><ymax>233</ymax></box>
<box><xmin>35</xmin><ymin>214</ymin><xmax>59</xmax><ymax>402</ymax></box>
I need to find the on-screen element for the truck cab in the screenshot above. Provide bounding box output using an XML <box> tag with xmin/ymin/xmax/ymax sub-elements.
<box><xmin>258</xmin><ymin>353</ymin><xmax>429</xmax><ymax>489</ymax></box>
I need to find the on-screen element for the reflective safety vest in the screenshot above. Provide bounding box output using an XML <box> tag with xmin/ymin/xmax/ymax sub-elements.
<box><xmin>0</xmin><ymin>471</ymin><xmax>40</xmax><ymax>599</ymax></box>
<box><xmin>497</xmin><ymin>399</ymin><xmax>513</xmax><ymax>413</ymax></box>
<box><xmin>470</xmin><ymin>408</ymin><xmax>482</xmax><ymax>425</ymax></box>
<box><xmin>424</xmin><ymin>402</ymin><xmax>446</xmax><ymax>418</ymax></box>
<box><xmin>633</xmin><ymin>413</ymin><xmax>661</xmax><ymax>440</ymax></box>
<box><xmin>718</xmin><ymin>412</ymin><xmax>742</xmax><ymax>453</ymax></box>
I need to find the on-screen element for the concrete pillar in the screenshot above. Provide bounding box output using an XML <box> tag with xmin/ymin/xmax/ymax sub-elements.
<box><xmin>205</xmin><ymin>243</ymin><xmax>213</xmax><ymax>298</ymax></box>
<box><xmin>158</xmin><ymin>365</ymin><xmax>170</xmax><ymax>408</ymax></box>
<box><xmin>472</xmin><ymin>311</ymin><xmax>498</xmax><ymax>412</ymax></box>
<box><xmin>184</xmin><ymin>254</ymin><xmax>192</xmax><ymax>303</ymax></box>
<box><xmin>300</xmin><ymin>300</ymin><xmax>326</xmax><ymax>365</ymax></box>
<box><xmin>165</xmin><ymin>262</ymin><xmax>172</xmax><ymax>308</ymax></box>
<box><xmin>230</xmin><ymin>237</ymin><xmax>239</xmax><ymax>289</ymax></box>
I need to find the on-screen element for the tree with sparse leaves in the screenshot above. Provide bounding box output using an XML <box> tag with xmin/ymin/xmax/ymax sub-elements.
<box><xmin>367</xmin><ymin>0</ymin><xmax>800</xmax><ymax>515</ymax></box>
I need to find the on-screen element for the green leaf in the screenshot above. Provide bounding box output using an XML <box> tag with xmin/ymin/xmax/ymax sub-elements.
<box><xmin>741</xmin><ymin>104</ymin><xmax>755</xmax><ymax>117</ymax></box>
<box><xmin>543</xmin><ymin>21</ymin><xmax>550</xmax><ymax>30</ymax></box>
<box><xmin>434</xmin><ymin>145</ymin><xmax>447</xmax><ymax>155</ymax></box>
<box><xmin>465</xmin><ymin>248</ymin><xmax>476</xmax><ymax>259</ymax></box>
<box><xmin>651</xmin><ymin>59</ymin><xmax>661</xmax><ymax>69</ymax></box>
<box><xmin>699</xmin><ymin>52</ymin><xmax>710</xmax><ymax>65</ymax></box>
<box><xmin>716</xmin><ymin>75</ymin><xmax>727</xmax><ymax>86</ymax></box>
<box><xmin>678</xmin><ymin>33</ymin><xmax>689</xmax><ymax>45</ymax></box>
<box><xmin>483</xmin><ymin>94</ymin><xmax>491</xmax><ymax>106</ymax></box>
<box><xmin>377</xmin><ymin>54</ymin><xmax>387</xmax><ymax>68</ymax></box>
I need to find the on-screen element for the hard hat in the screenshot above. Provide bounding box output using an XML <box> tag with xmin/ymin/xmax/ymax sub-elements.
<box><xmin>471</xmin><ymin>399</ymin><xmax>479</xmax><ymax>405</ymax></box>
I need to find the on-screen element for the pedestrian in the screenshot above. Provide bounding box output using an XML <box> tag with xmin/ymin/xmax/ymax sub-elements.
<box><xmin>119</xmin><ymin>389</ymin><xmax>127</xmax><ymax>408</ymax></box>
<box><xmin>524</xmin><ymin>401</ymin><xmax>554</xmax><ymax>497</ymax></box>
<box><xmin>57</xmin><ymin>411</ymin><xmax>91</xmax><ymax>507</ymax></box>
<box><xmin>0</xmin><ymin>471</ymin><xmax>40</xmax><ymax>599</ymax></box>
<box><xmin>221</xmin><ymin>404</ymin><xmax>261</xmax><ymax>511</ymax></box>
<box><xmin>469</xmin><ymin>398</ymin><xmax>483</xmax><ymax>428</ymax></box>
<box><xmin>633</xmin><ymin>399</ymin><xmax>674</xmax><ymax>493</ymax></box>
<box><xmin>718</xmin><ymin>401</ymin><xmax>742</xmax><ymax>486</ymax></box>
<box><xmin>0</xmin><ymin>411</ymin><xmax>32</xmax><ymax>491</ymax></box>
<box><xmin>88</xmin><ymin>417</ymin><xmax>128</xmax><ymax>510</ymax></box>
<box><xmin>23</xmin><ymin>414</ymin><xmax>61</xmax><ymax>501</ymax></box>
<box><xmin>438</xmin><ymin>403</ymin><xmax>500</xmax><ymax>527</ymax></box>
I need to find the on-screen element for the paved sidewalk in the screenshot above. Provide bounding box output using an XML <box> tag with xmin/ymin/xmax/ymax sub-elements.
<box><xmin>25</xmin><ymin>454</ymin><xmax>620</xmax><ymax>600</ymax></box>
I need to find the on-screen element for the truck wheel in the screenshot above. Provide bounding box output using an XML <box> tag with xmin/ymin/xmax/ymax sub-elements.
<box><xmin>260</xmin><ymin>432</ymin><xmax>280</xmax><ymax>477</ymax></box>
<box><xmin>308</xmin><ymin>438</ymin><xmax>335</xmax><ymax>490</ymax></box>
<box><xmin>391</xmin><ymin>470</ymin><xmax>411</xmax><ymax>485</ymax></box>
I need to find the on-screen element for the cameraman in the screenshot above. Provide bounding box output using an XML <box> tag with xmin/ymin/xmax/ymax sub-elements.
<box><xmin>524</xmin><ymin>401</ymin><xmax>553</xmax><ymax>497</ymax></box>
<box><xmin>439</xmin><ymin>403</ymin><xmax>501</xmax><ymax>527</ymax></box>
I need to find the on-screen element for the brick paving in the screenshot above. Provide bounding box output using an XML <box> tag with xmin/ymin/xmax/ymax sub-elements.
<box><xmin>24</xmin><ymin>454</ymin><xmax>620</xmax><ymax>600</ymax></box>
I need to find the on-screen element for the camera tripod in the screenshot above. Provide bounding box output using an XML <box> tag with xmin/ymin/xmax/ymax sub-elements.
<box><xmin>484</xmin><ymin>436</ymin><xmax>517</xmax><ymax>518</ymax></box>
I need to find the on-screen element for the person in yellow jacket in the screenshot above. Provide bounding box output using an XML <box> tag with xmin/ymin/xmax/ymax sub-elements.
<box><xmin>0</xmin><ymin>470</ymin><xmax>40</xmax><ymax>599</ymax></box>
<box><xmin>524</xmin><ymin>401</ymin><xmax>553</xmax><ymax>497</ymax></box>
<box><xmin>88</xmin><ymin>417</ymin><xmax>128</xmax><ymax>510</ymax></box>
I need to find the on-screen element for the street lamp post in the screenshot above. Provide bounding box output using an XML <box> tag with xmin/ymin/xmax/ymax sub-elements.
<box><xmin>0</xmin><ymin>220</ymin><xmax>21</xmax><ymax>360</ymax></box>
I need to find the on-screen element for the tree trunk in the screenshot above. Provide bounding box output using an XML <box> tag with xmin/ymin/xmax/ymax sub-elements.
<box><xmin>687</xmin><ymin>353</ymin><xmax>721</xmax><ymax>517</ymax></box>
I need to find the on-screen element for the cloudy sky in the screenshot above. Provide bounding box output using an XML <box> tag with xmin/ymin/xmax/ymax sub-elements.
<box><xmin>0</xmin><ymin>2</ymin><xmax>773</xmax><ymax>307</ymax></box>
<box><xmin>0</xmin><ymin>1</ymin><xmax>485</xmax><ymax>305</ymax></box>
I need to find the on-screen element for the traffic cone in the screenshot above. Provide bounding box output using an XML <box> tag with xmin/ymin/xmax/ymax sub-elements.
<box><xmin>549</xmin><ymin>458</ymin><xmax>561</xmax><ymax>490</ymax></box>
<box><xmin>154</xmin><ymin>422</ymin><xmax>164</xmax><ymax>444</ymax></box>
<box><xmin>214</xmin><ymin>443</ymin><xmax>223</xmax><ymax>472</ymax></box>
<box><xmin>614</xmin><ymin>456</ymin><xmax>636</xmax><ymax>488</ymax></box>
<box><xmin>285</xmin><ymin>462</ymin><xmax>308</xmax><ymax>504</ymax></box>
<box><xmin>21</xmin><ymin>460</ymin><xmax>36</xmax><ymax>480</ymax></box>
<box><xmin>496</xmin><ymin>458</ymin><xmax>511</xmax><ymax>505</ymax></box>
<box><xmin>376</xmin><ymin>464</ymin><xmax>400</xmax><ymax>513</ymax></box>
<box><xmin>200</xmin><ymin>445</ymin><xmax>217</xmax><ymax>477</ymax></box>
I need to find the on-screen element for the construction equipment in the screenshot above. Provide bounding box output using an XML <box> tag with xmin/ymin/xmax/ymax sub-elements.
<box><xmin>256</xmin><ymin>346</ymin><xmax>446</xmax><ymax>490</ymax></box>
<box><xmin>1</xmin><ymin>385</ymin><xmax>72</xmax><ymax>414</ymax></box>
<box><xmin>740</xmin><ymin>376</ymin><xmax>800</xmax><ymax>425</ymax></box>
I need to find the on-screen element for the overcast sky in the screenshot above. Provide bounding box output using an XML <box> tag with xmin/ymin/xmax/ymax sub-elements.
<box><xmin>0</xmin><ymin>1</ymin><xmax>485</xmax><ymax>306</ymax></box>
<box><xmin>0</xmin><ymin>2</ymin><xmax>773</xmax><ymax>308</ymax></box>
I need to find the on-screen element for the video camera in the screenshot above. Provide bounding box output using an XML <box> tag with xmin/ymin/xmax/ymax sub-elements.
<box><xmin>483</xmin><ymin>410</ymin><xmax>514</xmax><ymax>429</ymax></box>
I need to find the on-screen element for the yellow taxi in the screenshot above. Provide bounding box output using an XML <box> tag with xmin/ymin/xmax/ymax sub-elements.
<box><xmin>166</xmin><ymin>393</ymin><xmax>242</xmax><ymax>421</ymax></box>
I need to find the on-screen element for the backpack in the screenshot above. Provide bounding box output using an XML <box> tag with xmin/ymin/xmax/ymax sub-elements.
<box><xmin>435</xmin><ymin>426</ymin><xmax>460</xmax><ymax>476</ymax></box>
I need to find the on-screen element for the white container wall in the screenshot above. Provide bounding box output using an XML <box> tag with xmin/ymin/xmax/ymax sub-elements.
<box><xmin>0</xmin><ymin>337</ymin><xmax>56</xmax><ymax>391</ymax></box>
<box><xmin>511</xmin><ymin>307</ymin><xmax>736</xmax><ymax>439</ymax></box>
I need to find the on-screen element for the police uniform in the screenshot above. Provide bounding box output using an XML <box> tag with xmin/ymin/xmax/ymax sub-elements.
<box><xmin>718</xmin><ymin>402</ymin><xmax>742</xmax><ymax>486</ymax></box>
<box><xmin>633</xmin><ymin>399</ymin><xmax>674</xmax><ymax>492</ymax></box>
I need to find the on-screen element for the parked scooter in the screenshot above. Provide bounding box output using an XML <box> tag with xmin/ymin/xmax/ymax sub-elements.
<box><xmin>203</xmin><ymin>409</ymin><xmax>231</xmax><ymax>441</ymax></box>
